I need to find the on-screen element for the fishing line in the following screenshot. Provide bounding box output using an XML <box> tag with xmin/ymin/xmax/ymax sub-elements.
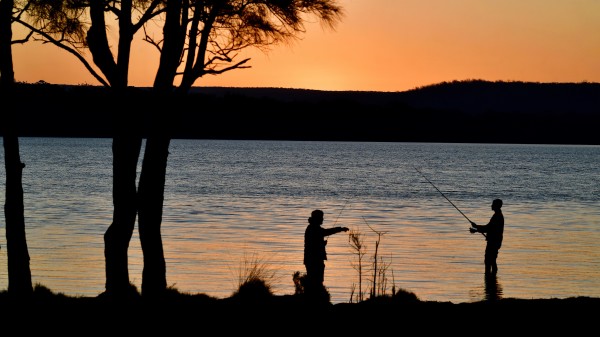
<box><xmin>332</xmin><ymin>163</ymin><xmax>364</xmax><ymax>227</ymax></box>
<box><xmin>414</xmin><ymin>166</ymin><xmax>485</xmax><ymax>237</ymax></box>
<box><xmin>414</xmin><ymin>166</ymin><xmax>471</xmax><ymax>222</ymax></box>
<box><xmin>333</xmin><ymin>198</ymin><xmax>350</xmax><ymax>227</ymax></box>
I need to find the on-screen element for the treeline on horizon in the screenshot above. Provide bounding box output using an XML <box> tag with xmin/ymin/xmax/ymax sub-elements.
<box><xmin>4</xmin><ymin>79</ymin><xmax>599</xmax><ymax>145</ymax></box>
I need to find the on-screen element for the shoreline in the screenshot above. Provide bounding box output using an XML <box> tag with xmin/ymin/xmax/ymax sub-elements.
<box><xmin>1</xmin><ymin>287</ymin><xmax>598</xmax><ymax>332</ymax></box>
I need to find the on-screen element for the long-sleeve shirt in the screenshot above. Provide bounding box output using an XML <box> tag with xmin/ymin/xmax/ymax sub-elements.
<box><xmin>304</xmin><ymin>224</ymin><xmax>346</xmax><ymax>265</ymax></box>
<box><xmin>477</xmin><ymin>211</ymin><xmax>504</xmax><ymax>246</ymax></box>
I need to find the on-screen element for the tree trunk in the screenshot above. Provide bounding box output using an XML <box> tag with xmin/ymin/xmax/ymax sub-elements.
<box><xmin>2</xmin><ymin>0</ymin><xmax>33</xmax><ymax>297</ymax></box>
<box><xmin>141</xmin><ymin>0</ymin><xmax>187</xmax><ymax>296</ymax></box>
<box><xmin>144</xmin><ymin>0</ymin><xmax>186</xmax><ymax>293</ymax></box>
<box><xmin>88</xmin><ymin>0</ymin><xmax>138</xmax><ymax>298</ymax></box>
<box><xmin>153</xmin><ymin>0</ymin><xmax>186</xmax><ymax>92</ymax></box>
<box><xmin>3</xmin><ymin>134</ymin><xmax>33</xmax><ymax>296</ymax></box>
<box><xmin>138</xmin><ymin>135</ymin><xmax>170</xmax><ymax>296</ymax></box>
<box><xmin>0</xmin><ymin>0</ymin><xmax>14</xmax><ymax>88</ymax></box>
<box><xmin>104</xmin><ymin>134</ymin><xmax>142</xmax><ymax>297</ymax></box>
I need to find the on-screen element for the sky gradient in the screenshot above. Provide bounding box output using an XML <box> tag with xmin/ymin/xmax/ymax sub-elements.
<box><xmin>12</xmin><ymin>0</ymin><xmax>600</xmax><ymax>92</ymax></box>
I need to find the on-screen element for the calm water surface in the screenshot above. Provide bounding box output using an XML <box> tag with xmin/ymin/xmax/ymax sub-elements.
<box><xmin>0</xmin><ymin>138</ymin><xmax>598</xmax><ymax>304</ymax></box>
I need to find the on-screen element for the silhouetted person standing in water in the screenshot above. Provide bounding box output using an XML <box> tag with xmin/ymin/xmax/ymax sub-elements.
<box><xmin>303</xmin><ymin>209</ymin><xmax>348</xmax><ymax>300</ymax></box>
<box><xmin>470</xmin><ymin>199</ymin><xmax>504</xmax><ymax>274</ymax></box>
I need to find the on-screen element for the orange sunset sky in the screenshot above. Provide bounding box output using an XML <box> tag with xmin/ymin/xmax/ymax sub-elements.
<box><xmin>12</xmin><ymin>0</ymin><xmax>600</xmax><ymax>92</ymax></box>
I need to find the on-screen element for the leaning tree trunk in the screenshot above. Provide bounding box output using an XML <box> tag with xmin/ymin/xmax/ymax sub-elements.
<box><xmin>3</xmin><ymin>133</ymin><xmax>33</xmax><ymax>296</ymax></box>
<box><xmin>138</xmin><ymin>134</ymin><xmax>170</xmax><ymax>297</ymax></box>
<box><xmin>89</xmin><ymin>0</ymin><xmax>138</xmax><ymax>298</ymax></box>
<box><xmin>104</xmin><ymin>133</ymin><xmax>142</xmax><ymax>297</ymax></box>
<box><xmin>140</xmin><ymin>0</ymin><xmax>186</xmax><ymax>295</ymax></box>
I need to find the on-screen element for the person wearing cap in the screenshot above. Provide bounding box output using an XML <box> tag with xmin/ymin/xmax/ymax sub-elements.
<box><xmin>470</xmin><ymin>199</ymin><xmax>505</xmax><ymax>274</ymax></box>
<box><xmin>303</xmin><ymin>209</ymin><xmax>349</xmax><ymax>300</ymax></box>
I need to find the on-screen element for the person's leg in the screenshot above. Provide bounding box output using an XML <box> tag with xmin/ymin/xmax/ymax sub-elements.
<box><xmin>305</xmin><ymin>263</ymin><xmax>318</xmax><ymax>295</ymax></box>
<box><xmin>484</xmin><ymin>245</ymin><xmax>494</xmax><ymax>274</ymax></box>
<box><xmin>305</xmin><ymin>262</ymin><xmax>326</xmax><ymax>295</ymax></box>
<box><xmin>485</xmin><ymin>246</ymin><xmax>499</xmax><ymax>274</ymax></box>
<box><xmin>490</xmin><ymin>249</ymin><xmax>499</xmax><ymax>274</ymax></box>
<box><xmin>316</xmin><ymin>263</ymin><xmax>325</xmax><ymax>286</ymax></box>
<box><xmin>314</xmin><ymin>262</ymin><xmax>330</xmax><ymax>302</ymax></box>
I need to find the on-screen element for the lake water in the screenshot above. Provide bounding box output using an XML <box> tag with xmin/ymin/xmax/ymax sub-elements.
<box><xmin>0</xmin><ymin>138</ymin><xmax>598</xmax><ymax>304</ymax></box>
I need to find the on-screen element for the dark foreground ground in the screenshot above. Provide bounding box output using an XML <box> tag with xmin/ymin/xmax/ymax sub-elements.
<box><xmin>1</xmin><ymin>287</ymin><xmax>598</xmax><ymax>334</ymax></box>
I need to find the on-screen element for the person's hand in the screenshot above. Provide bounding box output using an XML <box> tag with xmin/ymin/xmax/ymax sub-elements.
<box><xmin>469</xmin><ymin>227</ymin><xmax>477</xmax><ymax>234</ymax></box>
<box><xmin>342</xmin><ymin>227</ymin><xmax>349</xmax><ymax>232</ymax></box>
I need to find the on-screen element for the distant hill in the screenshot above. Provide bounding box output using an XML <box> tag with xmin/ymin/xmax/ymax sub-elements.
<box><xmin>4</xmin><ymin>80</ymin><xmax>599</xmax><ymax>145</ymax></box>
<box><xmin>399</xmin><ymin>80</ymin><xmax>600</xmax><ymax>115</ymax></box>
<box><xmin>186</xmin><ymin>80</ymin><xmax>599</xmax><ymax>144</ymax></box>
<box><xmin>191</xmin><ymin>79</ymin><xmax>600</xmax><ymax>115</ymax></box>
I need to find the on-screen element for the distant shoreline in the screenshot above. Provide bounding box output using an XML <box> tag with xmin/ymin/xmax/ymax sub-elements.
<box><xmin>3</xmin><ymin>80</ymin><xmax>599</xmax><ymax>145</ymax></box>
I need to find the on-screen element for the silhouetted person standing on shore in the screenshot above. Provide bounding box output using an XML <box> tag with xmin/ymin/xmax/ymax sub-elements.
<box><xmin>303</xmin><ymin>209</ymin><xmax>348</xmax><ymax>301</ymax></box>
<box><xmin>470</xmin><ymin>199</ymin><xmax>504</xmax><ymax>274</ymax></box>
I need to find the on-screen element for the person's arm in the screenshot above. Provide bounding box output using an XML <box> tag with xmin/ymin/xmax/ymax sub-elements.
<box><xmin>323</xmin><ymin>226</ymin><xmax>349</xmax><ymax>236</ymax></box>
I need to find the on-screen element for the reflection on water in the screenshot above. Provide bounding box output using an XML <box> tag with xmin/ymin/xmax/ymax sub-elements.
<box><xmin>0</xmin><ymin>139</ymin><xmax>599</xmax><ymax>304</ymax></box>
<box><xmin>484</xmin><ymin>274</ymin><xmax>503</xmax><ymax>301</ymax></box>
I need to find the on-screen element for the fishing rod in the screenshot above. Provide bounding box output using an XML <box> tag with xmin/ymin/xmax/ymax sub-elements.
<box><xmin>414</xmin><ymin>167</ymin><xmax>485</xmax><ymax>237</ymax></box>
